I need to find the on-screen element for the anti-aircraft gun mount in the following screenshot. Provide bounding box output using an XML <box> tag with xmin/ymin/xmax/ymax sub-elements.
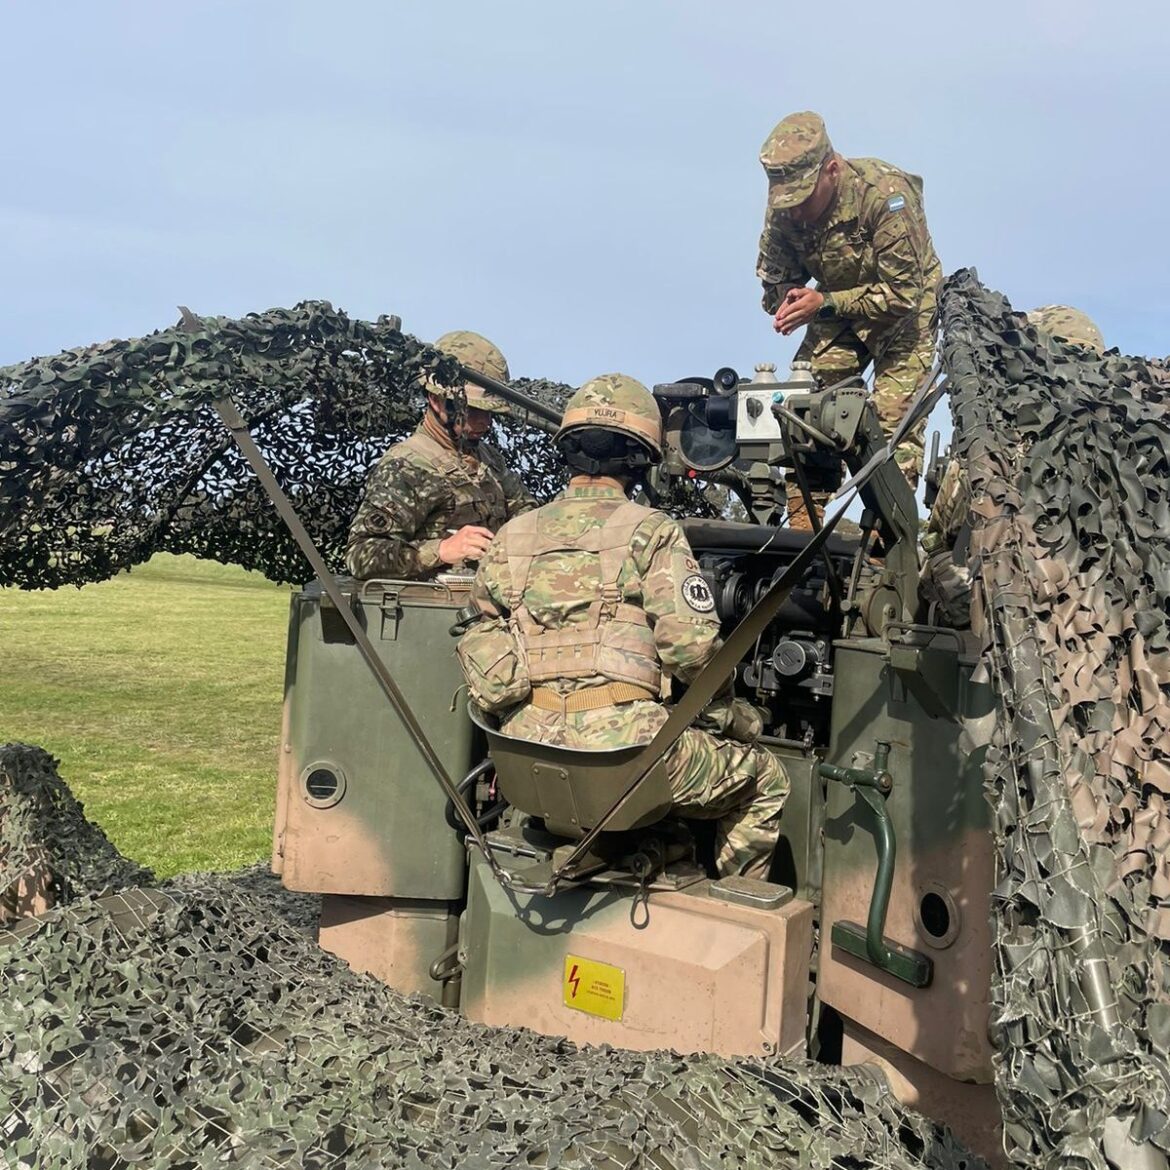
<box><xmin>235</xmin><ymin>355</ymin><xmax>1007</xmax><ymax>1166</ymax></box>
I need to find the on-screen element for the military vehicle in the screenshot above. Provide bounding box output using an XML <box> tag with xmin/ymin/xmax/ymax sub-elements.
<box><xmin>4</xmin><ymin>282</ymin><xmax>1165</xmax><ymax>1169</ymax></box>
<box><xmin>259</xmin><ymin>358</ymin><xmax>1006</xmax><ymax>1165</ymax></box>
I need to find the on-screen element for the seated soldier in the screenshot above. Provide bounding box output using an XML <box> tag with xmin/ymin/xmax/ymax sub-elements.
<box><xmin>346</xmin><ymin>331</ymin><xmax>536</xmax><ymax>580</ymax></box>
<box><xmin>461</xmin><ymin>373</ymin><xmax>788</xmax><ymax>878</ymax></box>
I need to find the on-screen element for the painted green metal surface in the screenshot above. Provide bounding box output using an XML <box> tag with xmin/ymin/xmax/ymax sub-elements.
<box><xmin>282</xmin><ymin>578</ymin><xmax>475</xmax><ymax>899</ymax></box>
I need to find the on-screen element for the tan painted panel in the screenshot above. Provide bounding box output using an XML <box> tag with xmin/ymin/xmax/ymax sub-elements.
<box><xmin>821</xmin><ymin>826</ymin><xmax>996</xmax><ymax>1081</ymax></box>
<box><xmin>463</xmin><ymin>867</ymin><xmax>814</xmax><ymax>1060</ymax></box>
<box><xmin>318</xmin><ymin>893</ymin><xmax>457</xmax><ymax>1002</ymax></box>
<box><xmin>842</xmin><ymin>1021</ymin><xmax>1006</xmax><ymax>1170</ymax></box>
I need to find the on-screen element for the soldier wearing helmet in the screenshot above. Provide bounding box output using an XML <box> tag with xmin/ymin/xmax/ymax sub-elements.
<box><xmin>462</xmin><ymin>374</ymin><xmax>788</xmax><ymax>878</ymax></box>
<box><xmin>346</xmin><ymin>330</ymin><xmax>536</xmax><ymax>580</ymax></box>
<box><xmin>1025</xmin><ymin>305</ymin><xmax>1106</xmax><ymax>354</ymax></box>
<box><xmin>757</xmin><ymin>111</ymin><xmax>942</xmax><ymax>526</ymax></box>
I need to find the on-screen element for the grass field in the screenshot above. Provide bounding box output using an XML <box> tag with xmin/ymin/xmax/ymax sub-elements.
<box><xmin>0</xmin><ymin>554</ymin><xmax>292</xmax><ymax>877</ymax></box>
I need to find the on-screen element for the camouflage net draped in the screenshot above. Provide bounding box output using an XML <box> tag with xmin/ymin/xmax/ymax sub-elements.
<box><xmin>0</xmin><ymin>304</ymin><xmax>571</xmax><ymax>590</ymax></box>
<box><xmin>0</xmin><ymin>303</ymin><xmax>728</xmax><ymax>590</ymax></box>
<box><xmin>0</xmin><ymin>744</ymin><xmax>152</xmax><ymax>923</ymax></box>
<box><xmin>6</xmin><ymin>278</ymin><xmax>1170</xmax><ymax>1166</ymax></box>
<box><xmin>942</xmin><ymin>269</ymin><xmax>1170</xmax><ymax>1167</ymax></box>
<box><xmin>0</xmin><ymin>757</ymin><xmax>980</xmax><ymax>1170</ymax></box>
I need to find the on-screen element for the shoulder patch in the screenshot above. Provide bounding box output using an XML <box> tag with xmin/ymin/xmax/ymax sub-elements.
<box><xmin>887</xmin><ymin>194</ymin><xmax>906</xmax><ymax>212</ymax></box>
<box><xmin>681</xmin><ymin>573</ymin><xmax>716</xmax><ymax>614</ymax></box>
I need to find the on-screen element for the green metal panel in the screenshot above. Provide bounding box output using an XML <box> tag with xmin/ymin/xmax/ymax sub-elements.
<box><xmin>820</xmin><ymin>632</ymin><xmax>998</xmax><ymax>1080</ymax></box>
<box><xmin>279</xmin><ymin>578</ymin><xmax>475</xmax><ymax>899</ymax></box>
<box><xmin>823</xmin><ymin>636</ymin><xmax>993</xmax><ymax>860</ymax></box>
<box><xmin>769</xmin><ymin>744</ymin><xmax>825</xmax><ymax>905</ymax></box>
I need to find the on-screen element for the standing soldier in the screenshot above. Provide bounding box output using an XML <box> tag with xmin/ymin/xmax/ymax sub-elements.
<box><xmin>346</xmin><ymin>331</ymin><xmax>536</xmax><ymax>580</ymax></box>
<box><xmin>459</xmin><ymin>374</ymin><xmax>788</xmax><ymax>878</ymax></box>
<box><xmin>757</xmin><ymin>111</ymin><xmax>942</xmax><ymax>527</ymax></box>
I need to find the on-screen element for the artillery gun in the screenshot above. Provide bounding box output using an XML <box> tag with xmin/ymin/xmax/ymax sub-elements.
<box><xmin>261</xmin><ymin>359</ymin><xmax>1006</xmax><ymax>1165</ymax></box>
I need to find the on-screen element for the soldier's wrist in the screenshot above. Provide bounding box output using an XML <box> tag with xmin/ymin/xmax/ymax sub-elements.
<box><xmin>816</xmin><ymin>293</ymin><xmax>838</xmax><ymax>321</ymax></box>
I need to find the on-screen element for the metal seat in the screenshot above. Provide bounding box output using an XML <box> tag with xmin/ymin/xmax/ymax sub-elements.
<box><xmin>468</xmin><ymin>704</ymin><xmax>673</xmax><ymax>837</ymax></box>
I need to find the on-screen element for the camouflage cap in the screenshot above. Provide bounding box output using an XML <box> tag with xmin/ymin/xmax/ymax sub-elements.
<box><xmin>555</xmin><ymin>373</ymin><xmax>663</xmax><ymax>460</ymax></box>
<box><xmin>759</xmin><ymin>111</ymin><xmax>833</xmax><ymax>210</ymax></box>
<box><xmin>430</xmin><ymin>330</ymin><xmax>511</xmax><ymax>413</ymax></box>
<box><xmin>1025</xmin><ymin>306</ymin><xmax>1105</xmax><ymax>355</ymax></box>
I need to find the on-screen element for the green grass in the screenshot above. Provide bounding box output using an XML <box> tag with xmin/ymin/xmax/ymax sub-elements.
<box><xmin>0</xmin><ymin>554</ymin><xmax>292</xmax><ymax>878</ymax></box>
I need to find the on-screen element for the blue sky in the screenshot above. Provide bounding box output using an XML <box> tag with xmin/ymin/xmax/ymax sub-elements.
<box><xmin>3</xmin><ymin>0</ymin><xmax>1167</xmax><ymax>448</ymax></box>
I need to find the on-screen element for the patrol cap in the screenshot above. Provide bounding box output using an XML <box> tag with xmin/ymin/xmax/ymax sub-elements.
<box><xmin>429</xmin><ymin>330</ymin><xmax>512</xmax><ymax>414</ymax></box>
<box><xmin>1025</xmin><ymin>306</ymin><xmax>1105</xmax><ymax>355</ymax></box>
<box><xmin>759</xmin><ymin>111</ymin><xmax>833</xmax><ymax>210</ymax></box>
<box><xmin>555</xmin><ymin>373</ymin><xmax>663</xmax><ymax>461</ymax></box>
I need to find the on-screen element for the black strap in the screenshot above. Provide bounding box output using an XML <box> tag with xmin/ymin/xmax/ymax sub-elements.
<box><xmin>212</xmin><ymin>396</ymin><xmax>511</xmax><ymax>886</ymax></box>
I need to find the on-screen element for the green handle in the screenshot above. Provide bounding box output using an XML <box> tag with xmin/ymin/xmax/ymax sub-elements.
<box><xmin>819</xmin><ymin>742</ymin><xmax>932</xmax><ymax>988</ymax></box>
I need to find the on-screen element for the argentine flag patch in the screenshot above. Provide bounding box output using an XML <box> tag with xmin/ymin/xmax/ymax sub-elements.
<box><xmin>887</xmin><ymin>194</ymin><xmax>906</xmax><ymax>212</ymax></box>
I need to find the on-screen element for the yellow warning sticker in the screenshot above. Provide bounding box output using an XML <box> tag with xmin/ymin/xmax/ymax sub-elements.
<box><xmin>563</xmin><ymin>954</ymin><xmax>625</xmax><ymax>1021</ymax></box>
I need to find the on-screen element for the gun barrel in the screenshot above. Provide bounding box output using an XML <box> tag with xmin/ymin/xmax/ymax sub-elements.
<box><xmin>462</xmin><ymin>367</ymin><xmax>563</xmax><ymax>434</ymax></box>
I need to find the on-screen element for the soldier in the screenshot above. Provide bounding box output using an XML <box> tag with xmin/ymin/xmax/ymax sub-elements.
<box><xmin>1025</xmin><ymin>305</ymin><xmax>1106</xmax><ymax>354</ymax></box>
<box><xmin>461</xmin><ymin>374</ymin><xmax>788</xmax><ymax>878</ymax></box>
<box><xmin>346</xmin><ymin>330</ymin><xmax>536</xmax><ymax>580</ymax></box>
<box><xmin>757</xmin><ymin>111</ymin><xmax>942</xmax><ymax>527</ymax></box>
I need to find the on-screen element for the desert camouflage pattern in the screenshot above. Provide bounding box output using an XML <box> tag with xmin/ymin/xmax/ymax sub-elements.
<box><xmin>346</xmin><ymin>416</ymin><xmax>535</xmax><ymax>579</ymax></box>
<box><xmin>759</xmin><ymin>111</ymin><xmax>833</xmax><ymax>210</ymax></box>
<box><xmin>555</xmin><ymin>372</ymin><xmax>664</xmax><ymax>458</ymax></box>
<box><xmin>471</xmin><ymin>482</ymin><xmax>788</xmax><ymax>875</ymax></box>
<box><xmin>758</xmin><ymin>156</ymin><xmax>942</xmax><ymax>482</ymax></box>
<box><xmin>425</xmin><ymin>329</ymin><xmax>512</xmax><ymax>413</ymax></box>
<box><xmin>1025</xmin><ymin>305</ymin><xmax>1106</xmax><ymax>354</ymax></box>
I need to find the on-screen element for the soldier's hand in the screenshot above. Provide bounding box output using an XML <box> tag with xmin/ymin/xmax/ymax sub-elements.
<box><xmin>774</xmin><ymin>288</ymin><xmax>824</xmax><ymax>335</ymax></box>
<box><xmin>439</xmin><ymin>525</ymin><xmax>495</xmax><ymax>564</ymax></box>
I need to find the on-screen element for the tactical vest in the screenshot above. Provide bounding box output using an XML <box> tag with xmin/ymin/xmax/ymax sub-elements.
<box><xmin>503</xmin><ymin>500</ymin><xmax>663</xmax><ymax>694</ymax></box>
<box><xmin>397</xmin><ymin>430</ymin><xmax>510</xmax><ymax>532</ymax></box>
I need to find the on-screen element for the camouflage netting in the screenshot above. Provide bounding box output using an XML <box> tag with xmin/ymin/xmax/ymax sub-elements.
<box><xmin>0</xmin><ymin>874</ymin><xmax>981</xmax><ymax>1170</ymax></box>
<box><xmin>0</xmin><ymin>302</ymin><xmax>726</xmax><ymax>591</ymax></box>
<box><xmin>942</xmin><ymin>268</ymin><xmax>1170</xmax><ymax>1167</ymax></box>
<box><xmin>0</xmin><ymin>744</ymin><xmax>152</xmax><ymax>922</ymax></box>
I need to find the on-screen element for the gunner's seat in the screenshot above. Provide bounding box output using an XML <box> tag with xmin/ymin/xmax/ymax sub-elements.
<box><xmin>467</xmin><ymin>704</ymin><xmax>672</xmax><ymax>840</ymax></box>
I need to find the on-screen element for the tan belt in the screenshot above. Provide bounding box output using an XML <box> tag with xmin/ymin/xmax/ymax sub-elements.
<box><xmin>528</xmin><ymin>682</ymin><xmax>656</xmax><ymax>714</ymax></box>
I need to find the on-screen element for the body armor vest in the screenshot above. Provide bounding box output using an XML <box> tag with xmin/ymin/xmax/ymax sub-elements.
<box><xmin>503</xmin><ymin>500</ymin><xmax>664</xmax><ymax>694</ymax></box>
<box><xmin>397</xmin><ymin>430</ymin><xmax>510</xmax><ymax>532</ymax></box>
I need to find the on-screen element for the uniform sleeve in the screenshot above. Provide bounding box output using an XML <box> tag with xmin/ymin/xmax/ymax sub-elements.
<box><xmin>757</xmin><ymin>207</ymin><xmax>810</xmax><ymax>315</ymax></box>
<box><xmin>345</xmin><ymin>455</ymin><xmax>446</xmax><ymax>580</ymax></box>
<box><xmin>633</xmin><ymin>516</ymin><xmax>721</xmax><ymax>683</ymax></box>
<box><xmin>469</xmin><ymin>531</ymin><xmax>510</xmax><ymax>618</ymax></box>
<box><xmin>827</xmin><ymin>196</ymin><xmax>932</xmax><ymax>324</ymax></box>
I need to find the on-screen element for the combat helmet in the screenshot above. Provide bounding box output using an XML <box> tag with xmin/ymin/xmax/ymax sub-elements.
<box><xmin>555</xmin><ymin>373</ymin><xmax>663</xmax><ymax>475</ymax></box>
<box><xmin>1026</xmin><ymin>306</ymin><xmax>1105</xmax><ymax>355</ymax></box>
<box><xmin>429</xmin><ymin>330</ymin><xmax>512</xmax><ymax>413</ymax></box>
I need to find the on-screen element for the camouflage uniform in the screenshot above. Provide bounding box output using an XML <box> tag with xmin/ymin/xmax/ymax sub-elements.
<box><xmin>757</xmin><ymin>112</ymin><xmax>942</xmax><ymax>509</ymax></box>
<box><xmin>468</xmin><ymin>375</ymin><xmax>788</xmax><ymax>878</ymax></box>
<box><xmin>346</xmin><ymin>331</ymin><xmax>535</xmax><ymax>580</ymax></box>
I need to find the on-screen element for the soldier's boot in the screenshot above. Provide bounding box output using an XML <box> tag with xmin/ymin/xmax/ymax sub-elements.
<box><xmin>785</xmin><ymin>481</ymin><xmax>832</xmax><ymax>532</ymax></box>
